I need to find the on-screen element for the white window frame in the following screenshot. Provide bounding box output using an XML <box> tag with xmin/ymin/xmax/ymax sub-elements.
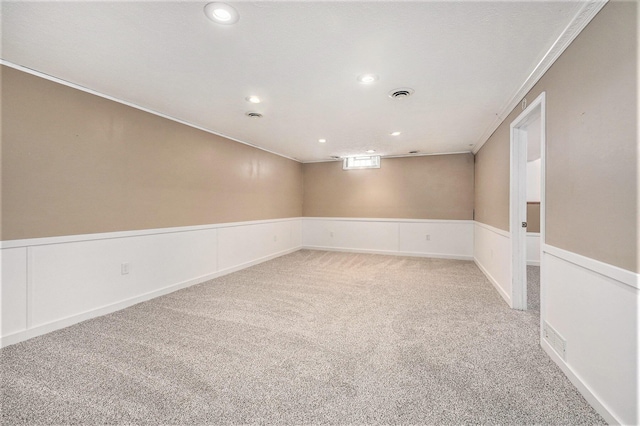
<box><xmin>342</xmin><ymin>155</ymin><xmax>381</xmax><ymax>170</ymax></box>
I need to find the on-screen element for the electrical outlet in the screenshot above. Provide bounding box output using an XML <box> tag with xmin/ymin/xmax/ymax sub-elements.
<box><xmin>426</xmin><ymin>234</ymin><xmax>431</xmax><ymax>241</ymax></box>
<box><xmin>121</xmin><ymin>262</ymin><xmax>130</xmax><ymax>275</ymax></box>
<box><xmin>330</xmin><ymin>231</ymin><xmax>334</xmax><ymax>238</ymax></box>
<box><xmin>274</xmin><ymin>235</ymin><xmax>278</xmax><ymax>242</ymax></box>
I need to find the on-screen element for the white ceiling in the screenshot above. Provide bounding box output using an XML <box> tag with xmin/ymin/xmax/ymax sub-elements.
<box><xmin>2</xmin><ymin>1</ymin><xmax>600</xmax><ymax>162</ymax></box>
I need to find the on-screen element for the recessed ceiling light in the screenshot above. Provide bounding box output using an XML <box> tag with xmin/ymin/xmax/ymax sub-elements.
<box><xmin>204</xmin><ymin>3</ymin><xmax>239</xmax><ymax>25</ymax></box>
<box><xmin>357</xmin><ymin>74</ymin><xmax>379</xmax><ymax>84</ymax></box>
<box><xmin>390</xmin><ymin>131</ymin><xmax>401</xmax><ymax>136</ymax></box>
<box><xmin>366</xmin><ymin>149</ymin><xmax>376</xmax><ymax>154</ymax></box>
<box><xmin>246</xmin><ymin>96</ymin><xmax>261</xmax><ymax>104</ymax></box>
<box><xmin>318</xmin><ymin>139</ymin><xmax>327</xmax><ymax>143</ymax></box>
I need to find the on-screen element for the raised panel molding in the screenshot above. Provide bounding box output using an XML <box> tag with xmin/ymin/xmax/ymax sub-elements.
<box><xmin>0</xmin><ymin>218</ymin><xmax>303</xmax><ymax>348</ymax></box>
<box><xmin>302</xmin><ymin>218</ymin><xmax>473</xmax><ymax>260</ymax></box>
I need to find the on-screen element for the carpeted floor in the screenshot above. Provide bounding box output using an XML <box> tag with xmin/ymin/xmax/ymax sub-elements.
<box><xmin>528</xmin><ymin>265</ymin><xmax>541</xmax><ymax>312</ymax></box>
<box><xmin>1</xmin><ymin>250</ymin><xmax>604</xmax><ymax>425</ymax></box>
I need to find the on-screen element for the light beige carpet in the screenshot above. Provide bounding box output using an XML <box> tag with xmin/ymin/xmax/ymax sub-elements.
<box><xmin>1</xmin><ymin>250</ymin><xmax>604</xmax><ymax>424</ymax></box>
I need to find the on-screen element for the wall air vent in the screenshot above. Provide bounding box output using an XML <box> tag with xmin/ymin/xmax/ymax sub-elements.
<box><xmin>388</xmin><ymin>88</ymin><xmax>415</xmax><ymax>99</ymax></box>
<box><xmin>543</xmin><ymin>321</ymin><xmax>567</xmax><ymax>360</ymax></box>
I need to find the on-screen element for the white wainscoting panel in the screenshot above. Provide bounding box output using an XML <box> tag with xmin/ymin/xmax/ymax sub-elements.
<box><xmin>527</xmin><ymin>233</ymin><xmax>540</xmax><ymax>266</ymax></box>
<box><xmin>302</xmin><ymin>218</ymin><xmax>473</xmax><ymax>260</ymax></box>
<box><xmin>1</xmin><ymin>247</ymin><xmax>28</xmax><ymax>336</ymax></box>
<box><xmin>217</xmin><ymin>219</ymin><xmax>301</xmax><ymax>272</ymax></box>
<box><xmin>0</xmin><ymin>218</ymin><xmax>302</xmax><ymax>347</ymax></box>
<box><xmin>302</xmin><ymin>218</ymin><xmax>399</xmax><ymax>253</ymax></box>
<box><xmin>542</xmin><ymin>245</ymin><xmax>639</xmax><ymax>426</ymax></box>
<box><xmin>398</xmin><ymin>221</ymin><xmax>473</xmax><ymax>258</ymax></box>
<box><xmin>29</xmin><ymin>229</ymin><xmax>219</xmax><ymax>328</ymax></box>
<box><xmin>473</xmin><ymin>222</ymin><xmax>512</xmax><ymax>306</ymax></box>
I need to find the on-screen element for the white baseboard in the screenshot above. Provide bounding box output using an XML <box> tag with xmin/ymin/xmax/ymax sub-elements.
<box><xmin>302</xmin><ymin>218</ymin><xmax>473</xmax><ymax>260</ymax></box>
<box><xmin>302</xmin><ymin>245</ymin><xmax>473</xmax><ymax>261</ymax></box>
<box><xmin>212</xmin><ymin>246</ymin><xmax>300</xmax><ymax>278</ymax></box>
<box><xmin>540</xmin><ymin>339</ymin><xmax>619</xmax><ymax>425</ymax></box>
<box><xmin>473</xmin><ymin>259</ymin><xmax>511</xmax><ymax>306</ymax></box>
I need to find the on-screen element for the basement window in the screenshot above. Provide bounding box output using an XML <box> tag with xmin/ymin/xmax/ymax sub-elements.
<box><xmin>343</xmin><ymin>155</ymin><xmax>381</xmax><ymax>170</ymax></box>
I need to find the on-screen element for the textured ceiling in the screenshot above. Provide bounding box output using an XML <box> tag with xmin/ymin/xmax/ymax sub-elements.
<box><xmin>2</xmin><ymin>1</ymin><xmax>596</xmax><ymax>162</ymax></box>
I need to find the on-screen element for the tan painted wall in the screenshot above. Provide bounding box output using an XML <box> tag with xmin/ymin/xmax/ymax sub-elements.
<box><xmin>1</xmin><ymin>66</ymin><xmax>303</xmax><ymax>240</ymax></box>
<box><xmin>303</xmin><ymin>154</ymin><xmax>474</xmax><ymax>220</ymax></box>
<box><xmin>474</xmin><ymin>122</ymin><xmax>510</xmax><ymax>230</ymax></box>
<box><xmin>474</xmin><ymin>1</ymin><xmax>638</xmax><ymax>272</ymax></box>
<box><xmin>527</xmin><ymin>203</ymin><xmax>540</xmax><ymax>234</ymax></box>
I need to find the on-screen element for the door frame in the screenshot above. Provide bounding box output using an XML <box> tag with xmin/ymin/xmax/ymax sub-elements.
<box><xmin>509</xmin><ymin>92</ymin><xmax>546</xmax><ymax>310</ymax></box>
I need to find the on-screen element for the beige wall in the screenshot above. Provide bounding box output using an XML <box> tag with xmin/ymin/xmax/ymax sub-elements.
<box><xmin>527</xmin><ymin>203</ymin><xmax>540</xmax><ymax>234</ymax></box>
<box><xmin>1</xmin><ymin>66</ymin><xmax>303</xmax><ymax>240</ymax></box>
<box><xmin>303</xmin><ymin>154</ymin><xmax>474</xmax><ymax>220</ymax></box>
<box><xmin>474</xmin><ymin>122</ymin><xmax>510</xmax><ymax>230</ymax></box>
<box><xmin>474</xmin><ymin>0</ymin><xmax>638</xmax><ymax>272</ymax></box>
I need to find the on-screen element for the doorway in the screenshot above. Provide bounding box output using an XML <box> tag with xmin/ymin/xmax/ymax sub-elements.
<box><xmin>510</xmin><ymin>92</ymin><xmax>545</xmax><ymax>311</ymax></box>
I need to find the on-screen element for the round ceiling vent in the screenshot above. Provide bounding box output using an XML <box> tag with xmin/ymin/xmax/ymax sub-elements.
<box><xmin>388</xmin><ymin>88</ymin><xmax>415</xmax><ymax>99</ymax></box>
<box><xmin>330</xmin><ymin>156</ymin><xmax>341</xmax><ymax>160</ymax></box>
<box><xmin>245</xmin><ymin>112</ymin><xmax>263</xmax><ymax>118</ymax></box>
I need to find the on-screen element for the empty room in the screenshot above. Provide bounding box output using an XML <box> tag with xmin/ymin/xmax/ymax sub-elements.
<box><xmin>1</xmin><ymin>1</ymin><xmax>638</xmax><ymax>424</ymax></box>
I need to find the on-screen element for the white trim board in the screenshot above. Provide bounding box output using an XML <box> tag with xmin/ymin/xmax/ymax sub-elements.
<box><xmin>1</xmin><ymin>217</ymin><xmax>302</xmax><ymax>249</ymax></box>
<box><xmin>544</xmin><ymin>244</ymin><xmax>639</xmax><ymax>290</ymax></box>
<box><xmin>473</xmin><ymin>221</ymin><xmax>511</xmax><ymax>238</ymax></box>
<box><xmin>509</xmin><ymin>92</ymin><xmax>546</xmax><ymax>311</ymax></box>
<box><xmin>303</xmin><ymin>217</ymin><xmax>473</xmax><ymax>225</ymax></box>
<box><xmin>302</xmin><ymin>246</ymin><xmax>473</xmax><ymax>261</ymax></box>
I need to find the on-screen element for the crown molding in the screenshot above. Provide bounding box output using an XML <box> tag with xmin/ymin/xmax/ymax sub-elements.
<box><xmin>472</xmin><ymin>0</ymin><xmax>608</xmax><ymax>154</ymax></box>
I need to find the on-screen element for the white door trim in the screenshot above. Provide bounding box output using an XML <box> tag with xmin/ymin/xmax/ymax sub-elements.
<box><xmin>509</xmin><ymin>92</ymin><xmax>546</xmax><ymax>310</ymax></box>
